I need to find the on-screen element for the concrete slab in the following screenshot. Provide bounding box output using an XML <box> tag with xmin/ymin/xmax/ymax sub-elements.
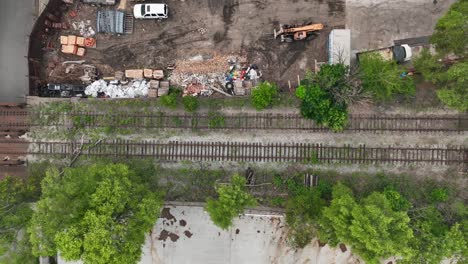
<box><xmin>0</xmin><ymin>0</ymin><xmax>35</xmax><ymax>103</ymax></box>
<box><xmin>346</xmin><ymin>0</ymin><xmax>455</xmax><ymax>51</ymax></box>
<box><xmin>59</xmin><ymin>204</ymin><xmax>361</xmax><ymax>264</ymax></box>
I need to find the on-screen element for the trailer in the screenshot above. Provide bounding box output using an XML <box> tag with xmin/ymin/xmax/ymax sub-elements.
<box><xmin>356</xmin><ymin>44</ymin><xmax>412</xmax><ymax>63</ymax></box>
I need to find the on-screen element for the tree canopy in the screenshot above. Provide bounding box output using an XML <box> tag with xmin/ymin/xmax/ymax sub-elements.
<box><xmin>358</xmin><ymin>53</ymin><xmax>415</xmax><ymax>102</ymax></box>
<box><xmin>205</xmin><ymin>174</ymin><xmax>257</xmax><ymax>229</ymax></box>
<box><xmin>29</xmin><ymin>163</ymin><xmax>163</xmax><ymax>264</ymax></box>
<box><xmin>431</xmin><ymin>0</ymin><xmax>468</xmax><ymax>56</ymax></box>
<box><xmin>296</xmin><ymin>64</ymin><xmax>354</xmax><ymax>132</ymax></box>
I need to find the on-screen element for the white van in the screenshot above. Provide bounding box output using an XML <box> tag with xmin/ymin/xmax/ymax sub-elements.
<box><xmin>133</xmin><ymin>4</ymin><xmax>168</xmax><ymax>19</ymax></box>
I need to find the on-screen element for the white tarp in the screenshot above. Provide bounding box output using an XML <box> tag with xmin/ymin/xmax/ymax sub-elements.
<box><xmin>85</xmin><ymin>80</ymin><xmax>149</xmax><ymax>98</ymax></box>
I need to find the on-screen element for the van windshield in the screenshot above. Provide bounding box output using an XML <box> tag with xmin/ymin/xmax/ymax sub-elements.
<box><xmin>164</xmin><ymin>5</ymin><xmax>167</xmax><ymax>15</ymax></box>
<box><xmin>141</xmin><ymin>5</ymin><xmax>145</xmax><ymax>15</ymax></box>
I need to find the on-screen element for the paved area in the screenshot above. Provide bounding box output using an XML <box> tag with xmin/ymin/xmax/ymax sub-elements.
<box><xmin>58</xmin><ymin>204</ymin><xmax>361</xmax><ymax>264</ymax></box>
<box><xmin>346</xmin><ymin>0</ymin><xmax>455</xmax><ymax>51</ymax></box>
<box><xmin>0</xmin><ymin>0</ymin><xmax>35</xmax><ymax>103</ymax></box>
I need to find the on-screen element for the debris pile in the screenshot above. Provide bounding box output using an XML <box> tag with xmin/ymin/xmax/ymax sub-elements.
<box><xmin>170</xmin><ymin>55</ymin><xmax>261</xmax><ymax>97</ymax></box>
<box><xmin>71</xmin><ymin>20</ymin><xmax>96</xmax><ymax>38</ymax></box>
<box><xmin>85</xmin><ymin>79</ymin><xmax>149</xmax><ymax>98</ymax></box>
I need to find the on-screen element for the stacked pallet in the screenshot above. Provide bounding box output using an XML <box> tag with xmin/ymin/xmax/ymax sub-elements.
<box><xmin>60</xmin><ymin>35</ymin><xmax>96</xmax><ymax>56</ymax></box>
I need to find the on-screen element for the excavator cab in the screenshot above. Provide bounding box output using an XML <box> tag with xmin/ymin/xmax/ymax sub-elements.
<box><xmin>294</xmin><ymin>31</ymin><xmax>307</xmax><ymax>40</ymax></box>
<box><xmin>274</xmin><ymin>22</ymin><xmax>323</xmax><ymax>42</ymax></box>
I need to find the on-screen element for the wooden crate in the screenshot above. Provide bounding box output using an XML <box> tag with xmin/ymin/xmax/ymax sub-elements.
<box><xmin>149</xmin><ymin>80</ymin><xmax>159</xmax><ymax>89</ymax></box>
<box><xmin>76</xmin><ymin>47</ymin><xmax>86</xmax><ymax>57</ymax></box>
<box><xmin>153</xmin><ymin>70</ymin><xmax>164</xmax><ymax>79</ymax></box>
<box><xmin>144</xmin><ymin>69</ymin><xmax>153</xmax><ymax>78</ymax></box>
<box><xmin>60</xmin><ymin>36</ymin><xmax>68</xmax><ymax>45</ymax></box>
<box><xmin>61</xmin><ymin>44</ymin><xmax>77</xmax><ymax>54</ymax></box>
<box><xmin>76</xmin><ymin>37</ymin><xmax>85</xmax><ymax>46</ymax></box>
<box><xmin>148</xmin><ymin>88</ymin><xmax>158</xmax><ymax>98</ymax></box>
<box><xmin>68</xmin><ymin>35</ymin><xmax>77</xmax><ymax>45</ymax></box>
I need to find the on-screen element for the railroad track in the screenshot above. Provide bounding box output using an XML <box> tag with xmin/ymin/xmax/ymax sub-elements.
<box><xmin>2</xmin><ymin>140</ymin><xmax>467</xmax><ymax>166</ymax></box>
<box><xmin>2</xmin><ymin>110</ymin><xmax>468</xmax><ymax>133</ymax></box>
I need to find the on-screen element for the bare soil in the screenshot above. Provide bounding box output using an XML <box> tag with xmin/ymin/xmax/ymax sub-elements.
<box><xmin>39</xmin><ymin>0</ymin><xmax>345</xmax><ymax>89</ymax></box>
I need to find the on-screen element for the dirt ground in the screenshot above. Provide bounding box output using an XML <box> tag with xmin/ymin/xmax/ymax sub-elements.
<box><xmin>41</xmin><ymin>0</ymin><xmax>346</xmax><ymax>89</ymax></box>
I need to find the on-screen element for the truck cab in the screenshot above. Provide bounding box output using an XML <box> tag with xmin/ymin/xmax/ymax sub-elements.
<box><xmin>393</xmin><ymin>44</ymin><xmax>412</xmax><ymax>63</ymax></box>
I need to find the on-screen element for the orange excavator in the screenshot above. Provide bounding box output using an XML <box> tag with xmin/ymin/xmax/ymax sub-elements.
<box><xmin>274</xmin><ymin>23</ymin><xmax>324</xmax><ymax>42</ymax></box>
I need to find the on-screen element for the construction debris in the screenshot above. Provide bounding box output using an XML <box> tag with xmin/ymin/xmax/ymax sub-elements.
<box><xmin>71</xmin><ymin>20</ymin><xmax>96</xmax><ymax>38</ymax></box>
<box><xmin>85</xmin><ymin>79</ymin><xmax>149</xmax><ymax>98</ymax></box>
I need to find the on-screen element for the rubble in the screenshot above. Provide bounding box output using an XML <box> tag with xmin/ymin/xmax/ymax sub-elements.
<box><xmin>84</xmin><ymin>79</ymin><xmax>149</xmax><ymax>98</ymax></box>
<box><xmin>170</xmin><ymin>54</ymin><xmax>260</xmax><ymax>97</ymax></box>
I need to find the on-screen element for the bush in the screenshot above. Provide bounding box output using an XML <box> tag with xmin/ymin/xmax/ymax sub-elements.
<box><xmin>431</xmin><ymin>0</ymin><xmax>468</xmax><ymax>56</ymax></box>
<box><xmin>205</xmin><ymin>175</ymin><xmax>256</xmax><ymax>229</ymax></box>
<box><xmin>251</xmin><ymin>81</ymin><xmax>278</xmax><ymax>110</ymax></box>
<box><xmin>182</xmin><ymin>96</ymin><xmax>199</xmax><ymax>112</ymax></box>
<box><xmin>208</xmin><ymin>111</ymin><xmax>225</xmax><ymax>128</ymax></box>
<box><xmin>160</xmin><ymin>94</ymin><xmax>178</xmax><ymax>108</ymax></box>
<box><xmin>436</xmin><ymin>62</ymin><xmax>468</xmax><ymax>112</ymax></box>
<box><xmin>298</xmin><ymin>83</ymin><xmax>348</xmax><ymax>132</ymax></box>
<box><xmin>359</xmin><ymin>53</ymin><xmax>415</xmax><ymax>101</ymax></box>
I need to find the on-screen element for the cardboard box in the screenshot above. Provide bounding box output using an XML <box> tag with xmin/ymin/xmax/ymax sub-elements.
<box><xmin>76</xmin><ymin>37</ymin><xmax>85</xmax><ymax>46</ymax></box>
<box><xmin>144</xmin><ymin>69</ymin><xmax>153</xmax><ymax>78</ymax></box>
<box><xmin>76</xmin><ymin>47</ymin><xmax>86</xmax><ymax>57</ymax></box>
<box><xmin>158</xmin><ymin>88</ymin><xmax>169</xmax><ymax>97</ymax></box>
<box><xmin>61</xmin><ymin>44</ymin><xmax>77</xmax><ymax>54</ymax></box>
<box><xmin>148</xmin><ymin>89</ymin><xmax>158</xmax><ymax>98</ymax></box>
<box><xmin>149</xmin><ymin>80</ymin><xmax>159</xmax><ymax>89</ymax></box>
<box><xmin>68</xmin><ymin>35</ymin><xmax>77</xmax><ymax>45</ymax></box>
<box><xmin>153</xmin><ymin>70</ymin><xmax>164</xmax><ymax>79</ymax></box>
<box><xmin>60</xmin><ymin>36</ymin><xmax>68</xmax><ymax>45</ymax></box>
<box><xmin>159</xmin><ymin>80</ymin><xmax>170</xmax><ymax>89</ymax></box>
<box><xmin>125</xmin><ymin>69</ymin><xmax>144</xmax><ymax>79</ymax></box>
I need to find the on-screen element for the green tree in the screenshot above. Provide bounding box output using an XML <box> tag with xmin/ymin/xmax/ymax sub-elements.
<box><xmin>205</xmin><ymin>175</ymin><xmax>256</xmax><ymax>229</ymax></box>
<box><xmin>431</xmin><ymin>0</ymin><xmax>468</xmax><ymax>56</ymax></box>
<box><xmin>314</xmin><ymin>64</ymin><xmax>362</xmax><ymax>106</ymax></box>
<box><xmin>0</xmin><ymin>162</ymin><xmax>48</xmax><ymax>264</ymax></box>
<box><xmin>0</xmin><ymin>177</ymin><xmax>37</xmax><ymax>264</ymax></box>
<box><xmin>285</xmin><ymin>181</ymin><xmax>326</xmax><ymax>248</ymax></box>
<box><xmin>29</xmin><ymin>163</ymin><xmax>163</xmax><ymax>264</ymax></box>
<box><xmin>251</xmin><ymin>81</ymin><xmax>278</xmax><ymax>110</ymax></box>
<box><xmin>412</xmin><ymin>48</ymin><xmax>446</xmax><ymax>83</ymax></box>
<box><xmin>348</xmin><ymin>193</ymin><xmax>414</xmax><ymax>263</ymax></box>
<box><xmin>359</xmin><ymin>53</ymin><xmax>415</xmax><ymax>102</ymax></box>
<box><xmin>436</xmin><ymin>62</ymin><xmax>468</xmax><ymax>111</ymax></box>
<box><xmin>319</xmin><ymin>184</ymin><xmax>414</xmax><ymax>264</ymax></box>
<box><xmin>182</xmin><ymin>96</ymin><xmax>199</xmax><ymax>112</ymax></box>
<box><xmin>402</xmin><ymin>207</ymin><xmax>467</xmax><ymax>264</ymax></box>
<box><xmin>318</xmin><ymin>183</ymin><xmax>357</xmax><ymax>246</ymax></box>
<box><xmin>296</xmin><ymin>83</ymin><xmax>348</xmax><ymax>132</ymax></box>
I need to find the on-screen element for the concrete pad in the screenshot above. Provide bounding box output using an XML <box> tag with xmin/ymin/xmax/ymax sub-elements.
<box><xmin>58</xmin><ymin>204</ymin><xmax>361</xmax><ymax>264</ymax></box>
<box><xmin>0</xmin><ymin>0</ymin><xmax>35</xmax><ymax>103</ymax></box>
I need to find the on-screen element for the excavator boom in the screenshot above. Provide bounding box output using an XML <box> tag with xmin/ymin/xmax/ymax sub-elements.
<box><xmin>283</xmin><ymin>23</ymin><xmax>324</xmax><ymax>33</ymax></box>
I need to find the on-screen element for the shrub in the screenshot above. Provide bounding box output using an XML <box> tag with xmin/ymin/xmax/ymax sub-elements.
<box><xmin>359</xmin><ymin>53</ymin><xmax>415</xmax><ymax>101</ymax></box>
<box><xmin>182</xmin><ymin>96</ymin><xmax>199</xmax><ymax>112</ymax></box>
<box><xmin>208</xmin><ymin>112</ymin><xmax>225</xmax><ymax>128</ymax></box>
<box><xmin>205</xmin><ymin>175</ymin><xmax>256</xmax><ymax>229</ymax></box>
<box><xmin>251</xmin><ymin>81</ymin><xmax>278</xmax><ymax>110</ymax></box>
<box><xmin>159</xmin><ymin>94</ymin><xmax>178</xmax><ymax>108</ymax></box>
<box><xmin>299</xmin><ymin>83</ymin><xmax>348</xmax><ymax>132</ymax></box>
